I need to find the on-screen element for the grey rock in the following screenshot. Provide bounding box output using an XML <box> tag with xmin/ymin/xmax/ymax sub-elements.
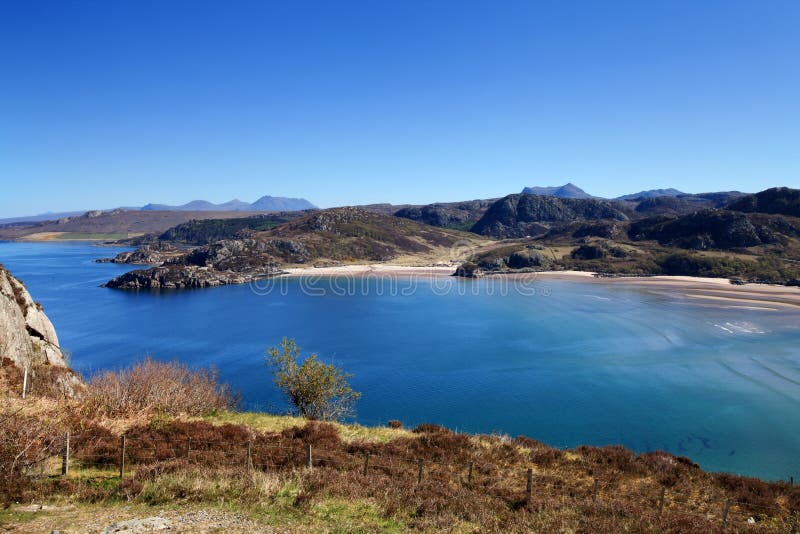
<box><xmin>0</xmin><ymin>264</ymin><xmax>67</xmax><ymax>368</ymax></box>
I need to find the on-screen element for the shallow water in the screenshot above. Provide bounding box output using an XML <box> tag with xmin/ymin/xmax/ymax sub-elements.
<box><xmin>2</xmin><ymin>241</ymin><xmax>800</xmax><ymax>480</ymax></box>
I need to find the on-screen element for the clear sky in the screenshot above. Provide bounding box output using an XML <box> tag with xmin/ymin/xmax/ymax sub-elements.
<box><xmin>1</xmin><ymin>0</ymin><xmax>799</xmax><ymax>217</ymax></box>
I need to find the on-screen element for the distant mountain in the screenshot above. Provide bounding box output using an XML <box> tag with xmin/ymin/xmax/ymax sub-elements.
<box><xmin>141</xmin><ymin>196</ymin><xmax>316</xmax><ymax>212</ymax></box>
<box><xmin>249</xmin><ymin>195</ymin><xmax>317</xmax><ymax>211</ymax></box>
<box><xmin>521</xmin><ymin>183</ymin><xmax>593</xmax><ymax>199</ymax></box>
<box><xmin>0</xmin><ymin>211</ymin><xmax>88</xmax><ymax>226</ymax></box>
<box><xmin>616</xmin><ymin>188</ymin><xmax>684</xmax><ymax>200</ymax></box>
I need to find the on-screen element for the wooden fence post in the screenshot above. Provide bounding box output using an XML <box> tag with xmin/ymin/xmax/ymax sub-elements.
<box><xmin>721</xmin><ymin>500</ymin><xmax>731</xmax><ymax>529</ymax></box>
<box><xmin>467</xmin><ymin>462</ymin><xmax>474</xmax><ymax>484</ymax></box>
<box><xmin>186</xmin><ymin>437</ymin><xmax>191</xmax><ymax>460</ymax></box>
<box><xmin>61</xmin><ymin>431</ymin><xmax>70</xmax><ymax>477</ymax></box>
<box><xmin>791</xmin><ymin>476</ymin><xmax>794</xmax><ymax>487</ymax></box>
<box><xmin>658</xmin><ymin>486</ymin><xmax>666</xmax><ymax>514</ymax></box>
<box><xmin>592</xmin><ymin>479</ymin><xmax>598</xmax><ymax>502</ymax></box>
<box><xmin>526</xmin><ymin>468</ymin><xmax>533</xmax><ymax>504</ymax></box>
<box><xmin>363</xmin><ymin>453</ymin><xmax>370</xmax><ymax>476</ymax></box>
<box><xmin>246</xmin><ymin>441</ymin><xmax>252</xmax><ymax>470</ymax></box>
<box><xmin>119</xmin><ymin>435</ymin><xmax>126</xmax><ymax>480</ymax></box>
<box><xmin>306</xmin><ymin>443</ymin><xmax>312</xmax><ymax>469</ymax></box>
<box><xmin>417</xmin><ymin>460</ymin><xmax>424</xmax><ymax>484</ymax></box>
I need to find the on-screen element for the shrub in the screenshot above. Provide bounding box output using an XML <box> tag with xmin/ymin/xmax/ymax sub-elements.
<box><xmin>412</xmin><ymin>423</ymin><xmax>452</xmax><ymax>434</ymax></box>
<box><xmin>0</xmin><ymin>411</ymin><xmax>62</xmax><ymax>503</ymax></box>
<box><xmin>577</xmin><ymin>445</ymin><xmax>641</xmax><ymax>474</ymax></box>
<box><xmin>387</xmin><ymin>420</ymin><xmax>403</xmax><ymax>429</ymax></box>
<box><xmin>81</xmin><ymin>358</ymin><xmax>235</xmax><ymax>418</ymax></box>
<box><xmin>266</xmin><ymin>338</ymin><xmax>361</xmax><ymax>422</ymax></box>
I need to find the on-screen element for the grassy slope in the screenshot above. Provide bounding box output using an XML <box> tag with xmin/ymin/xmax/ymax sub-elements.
<box><xmin>3</xmin><ymin>395</ymin><xmax>799</xmax><ymax>533</ymax></box>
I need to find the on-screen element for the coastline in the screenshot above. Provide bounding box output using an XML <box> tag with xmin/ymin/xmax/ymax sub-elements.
<box><xmin>279</xmin><ymin>264</ymin><xmax>800</xmax><ymax>310</ymax></box>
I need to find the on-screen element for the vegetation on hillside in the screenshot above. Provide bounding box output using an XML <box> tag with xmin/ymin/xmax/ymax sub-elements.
<box><xmin>157</xmin><ymin>214</ymin><xmax>299</xmax><ymax>244</ymax></box>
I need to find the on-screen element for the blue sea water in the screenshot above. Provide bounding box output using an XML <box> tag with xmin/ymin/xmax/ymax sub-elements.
<box><xmin>2</xmin><ymin>241</ymin><xmax>800</xmax><ymax>480</ymax></box>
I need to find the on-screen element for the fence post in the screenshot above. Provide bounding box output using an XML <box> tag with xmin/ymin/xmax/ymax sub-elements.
<box><xmin>658</xmin><ymin>486</ymin><xmax>666</xmax><ymax>514</ymax></box>
<box><xmin>592</xmin><ymin>479</ymin><xmax>598</xmax><ymax>502</ymax></box>
<box><xmin>119</xmin><ymin>435</ymin><xmax>126</xmax><ymax>480</ymax></box>
<box><xmin>721</xmin><ymin>499</ymin><xmax>731</xmax><ymax>529</ymax></box>
<box><xmin>363</xmin><ymin>453</ymin><xmax>370</xmax><ymax>476</ymax></box>
<box><xmin>417</xmin><ymin>460</ymin><xmax>424</xmax><ymax>484</ymax></box>
<box><xmin>791</xmin><ymin>476</ymin><xmax>794</xmax><ymax>487</ymax></box>
<box><xmin>22</xmin><ymin>366</ymin><xmax>28</xmax><ymax>399</ymax></box>
<box><xmin>61</xmin><ymin>431</ymin><xmax>70</xmax><ymax>477</ymax></box>
<box><xmin>526</xmin><ymin>468</ymin><xmax>533</xmax><ymax>504</ymax></box>
<box><xmin>246</xmin><ymin>441</ymin><xmax>252</xmax><ymax>470</ymax></box>
<box><xmin>306</xmin><ymin>443</ymin><xmax>312</xmax><ymax>469</ymax></box>
<box><xmin>186</xmin><ymin>437</ymin><xmax>191</xmax><ymax>460</ymax></box>
<box><xmin>467</xmin><ymin>462</ymin><xmax>474</xmax><ymax>484</ymax></box>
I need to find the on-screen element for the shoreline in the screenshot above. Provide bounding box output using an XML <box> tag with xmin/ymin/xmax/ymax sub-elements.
<box><xmin>279</xmin><ymin>264</ymin><xmax>800</xmax><ymax>310</ymax></box>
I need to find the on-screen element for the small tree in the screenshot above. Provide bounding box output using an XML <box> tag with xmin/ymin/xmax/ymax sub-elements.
<box><xmin>266</xmin><ymin>338</ymin><xmax>361</xmax><ymax>421</ymax></box>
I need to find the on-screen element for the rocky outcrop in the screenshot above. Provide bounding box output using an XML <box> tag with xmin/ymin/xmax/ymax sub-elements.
<box><xmin>0</xmin><ymin>264</ymin><xmax>67</xmax><ymax>368</ymax></box>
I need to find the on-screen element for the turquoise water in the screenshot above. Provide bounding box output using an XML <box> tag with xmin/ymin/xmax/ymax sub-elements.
<box><xmin>2</xmin><ymin>241</ymin><xmax>800</xmax><ymax>480</ymax></box>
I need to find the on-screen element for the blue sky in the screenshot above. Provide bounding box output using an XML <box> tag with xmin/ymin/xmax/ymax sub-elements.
<box><xmin>1</xmin><ymin>0</ymin><xmax>799</xmax><ymax>216</ymax></box>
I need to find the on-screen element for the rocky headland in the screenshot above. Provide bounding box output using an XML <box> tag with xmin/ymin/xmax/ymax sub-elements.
<box><xmin>102</xmin><ymin>208</ymin><xmax>481</xmax><ymax>289</ymax></box>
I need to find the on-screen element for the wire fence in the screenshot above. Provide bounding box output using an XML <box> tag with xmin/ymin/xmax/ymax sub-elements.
<box><xmin>21</xmin><ymin>431</ymin><xmax>800</xmax><ymax>532</ymax></box>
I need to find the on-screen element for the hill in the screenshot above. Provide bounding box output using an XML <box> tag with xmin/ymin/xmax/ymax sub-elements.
<box><xmin>628</xmin><ymin>210</ymin><xmax>796</xmax><ymax>250</ymax></box>
<box><xmin>394</xmin><ymin>199</ymin><xmax>495</xmax><ymax>230</ymax></box>
<box><xmin>521</xmin><ymin>182</ymin><xmax>593</xmax><ymax>198</ymax></box>
<box><xmin>471</xmin><ymin>194</ymin><xmax>629</xmax><ymax>238</ymax></box>
<box><xmin>727</xmin><ymin>187</ymin><xmax>800</xmax><ymax>217</ymax></box>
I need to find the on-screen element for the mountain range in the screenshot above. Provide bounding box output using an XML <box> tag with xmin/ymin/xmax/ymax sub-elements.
<box><xmin>0</xmin><ymin>195</ymin><xmax>317</xmax><ymax>226</ymax></box>
<box><xmin>140</xmin><ymin>195</ymin><xmax>317</xmax><ymax>212</ymax></box>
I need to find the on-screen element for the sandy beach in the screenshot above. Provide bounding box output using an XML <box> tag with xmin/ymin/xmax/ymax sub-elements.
<box><xmin>280</xmin><ymin>264</ymin><xmax>800</xmax><ymax>310</ymax></box>
<box><xmin>281</xmin><ymin>264</ymin><xmax>458</xmax><ymax>277</ymax></box>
